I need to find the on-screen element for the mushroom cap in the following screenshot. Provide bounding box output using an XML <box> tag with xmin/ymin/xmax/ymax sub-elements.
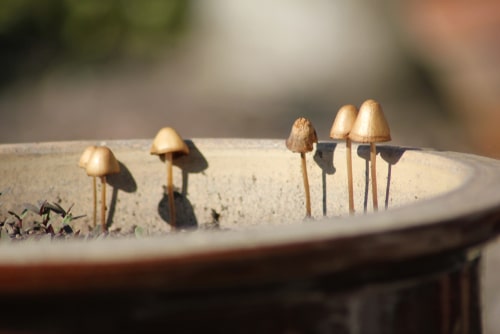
<box><xmin>330</xmin><ymin>104</ymin><xmax>358</xmax><ymax>139</ymax></box>
<box><xmin>85</xmin><ymin>146</ymin><xmax>120</xmax><ymax>177</ymax></box>
<box><xmin>286</xmin><ymin>117</ymin><xmax>318</xmax><ymax>153</ymax></box>
<box><xmin>349</xmin><ymin>99</ymin><xmax>391</xmax><ymax>143</ymax></box>
<box><xmin>150</xmin><ymin>127</ymin><xmax>189</xmax><ymax>156</ymax></box>
<box><xmin>78</xmin><ymin>145</ymin><xmax>97</xmax><ymax>168</ymax></box>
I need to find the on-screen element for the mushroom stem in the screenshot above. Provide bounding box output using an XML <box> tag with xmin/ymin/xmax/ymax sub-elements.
<box><xmin>166</xmin><ymin>152</ymin><xmax>176</xmax><ymax>229</ymax></box>
<box><xmin>300</xmin><ymin>152</ymin><xmax>312</xmax><ymax>217</ymax></box>
<box><xmin>346</xmin><ymin>139</ymin><xmax>354</xmax><ymax>215</ymax></box>
<box><xmin>100</xmin><ymin>176</ymin><xmax>107</xmax><ymax>233</ymax></box>
<box><xmin>370</xmin><ymin>142</ymin><xmax>378</xmax><ymax>211</ymax></box>
<box><xmin>92</xmin><ymin>176</ymin><xmax>97</xmax><ymax>228</ymax></box>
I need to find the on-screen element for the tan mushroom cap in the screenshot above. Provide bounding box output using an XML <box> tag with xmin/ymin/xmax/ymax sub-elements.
<box><xmin>78</xmin><ymin>145</ymin><xmax>97</xmax><ymax>168</ymax></box>
<box><xmin>150</xmin><ymin>127</ymin><xmax>189</xmax><ymax>156</ymax></box>
<box><xmin>85</xmin><ymin>146</ymin><xmax>120</xmax><ymax>177</ymax></box>
<box><xmin>349</xmin><ymin>99</ymin><xmax>391</xmax><ymax>143</ymax></box>
<box><xmin>286</xmin><ymin>117</ymin><xmax>318</xmax><ymax>153</ymax></box>
<box><xmin>330</xmin><ymin>104</ymin><xmax>358</xmax><ymax>139</ymax></box>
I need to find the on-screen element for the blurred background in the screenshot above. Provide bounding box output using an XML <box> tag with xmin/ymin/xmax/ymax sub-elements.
<box><xmin>0</xmin><ymin>0</ymin><xmax>499</xmax><ymax>331</ymax></box>
<box><xmin>0</xmin><ymin>0</ymin><xmax>499</xmax><ymax>157</ymax></box>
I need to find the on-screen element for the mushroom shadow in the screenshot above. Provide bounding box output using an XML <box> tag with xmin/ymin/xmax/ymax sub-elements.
<box><xmin>380</xmin><ymin>147</ymin><xmax>420</xmax><ymax>209</ymax></box>
<box><xmin>357</xmin><ymin>145</ymin><xmax>373</xmax><ymax>213</ymax></box>
<box><xmin>158</xmin><ymin>187</ymin><xmax>198</xmax><ymax>230</ymax></box>
<box><xmin>157</xmin><ymin>140</ymin><xmax>208</xmax><ymax>229</ymax></box>
<box><xmin>358</xmin><ymin>146</ymin><xmax>421</xmax><ymax>211</ymax></box>
<box><xmin>313</xmin><ymin>142</ymin><xmax>337</xmax><ymax>216</ymax></box>
<box><xmin>106</xmin><ymin>161</ymin><xmax>137</xmax><ymax>229</ymax></box>
<box><xmin>173</xmin><ymin>140</ymin><xmax>209</xmax><ymax>196</ymax></box>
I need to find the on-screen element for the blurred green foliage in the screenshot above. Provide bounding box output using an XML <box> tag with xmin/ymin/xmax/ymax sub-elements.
<box><xmin>0</xmin><ymin>0</ymin><xmax>190</xmax><ymax>82</ymax></box>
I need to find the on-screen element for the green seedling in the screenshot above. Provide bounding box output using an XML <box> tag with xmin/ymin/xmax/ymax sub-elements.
<box><xmin>1</xmin><ymin>200</ymin><xmax>85</xmax><ymax>241</ymax></box>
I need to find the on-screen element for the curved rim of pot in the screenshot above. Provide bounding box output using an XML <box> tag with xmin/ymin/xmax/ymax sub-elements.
<box><xmin>0</xmin><ymin>139</ymin><xmax>499</xmax><ymax>293</ymax></box>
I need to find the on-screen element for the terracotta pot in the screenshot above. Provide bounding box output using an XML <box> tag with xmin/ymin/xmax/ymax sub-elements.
<box><xmin>0</xmin><ymin>139</ymin><xmax>499</xmax><ymax>333</ymax></box>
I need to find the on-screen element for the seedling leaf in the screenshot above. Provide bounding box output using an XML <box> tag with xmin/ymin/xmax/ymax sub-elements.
<box><xmin>134</xmin><ymin>226</ymin><xmax>145</xmax><ymax>238</ymax></box>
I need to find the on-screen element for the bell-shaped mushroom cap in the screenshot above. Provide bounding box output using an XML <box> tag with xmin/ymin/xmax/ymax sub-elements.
<box><xmin>86</xmin><ymin>146</ymin><xmax>120</xmax><ymax>177</ymax></box>
<box><xmin>78</xmin><ymin>145</ymin><xmax>97</xmax><ymax>168</ymax></box>
<box><xmin>150</xmin><ymin>127</ymin><xmax>189</xmax><ymax>156</ymax></box>
<box><xmin>330</xmin><ymin>104</ymin><xmax>358</xmax><ymax>139</ymax></box>
<box><xmin>349</xmin><ymin>99</ymin><xmax>391</xmax><ymax>143</ymax></box>
<box><xmin>286</xmin><ymin>117</ymin><xmax>318</xmax><ymax>153</ymax></box>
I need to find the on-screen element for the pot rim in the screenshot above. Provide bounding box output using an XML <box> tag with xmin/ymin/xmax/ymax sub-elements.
<box><xmin>0</xmin><ymin>139</ymin><xmax>499</xmax><ymax>293</ymax></box>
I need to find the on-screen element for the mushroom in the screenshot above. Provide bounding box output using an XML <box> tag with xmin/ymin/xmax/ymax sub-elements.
<box><xmin>349</xmin><ymin>99</ymin><xmax>391</xmax><ymax>211</ymax></box>
<box><xmin>286</xmin><ymin>117</ymin><xmax>318</xmax><ymax>218</ymax></box>
<box><xmin>330</xmin><ymin>104</ymin><xmax>358</xmax><ymax>215</ymax></box>
<box><xmin>78</xmin><ymin>145</ymin><xmax>98</xmax><ymax>228</ymax></box>
<box><xmin>150</xmin><ymin>127</ymin><xmax>189</xmax><ymax>230</ymax></box>
<box><xmin>85</xmin><ymin>146</ymin><xmax>120</xmax><ymax>233</ymax></box>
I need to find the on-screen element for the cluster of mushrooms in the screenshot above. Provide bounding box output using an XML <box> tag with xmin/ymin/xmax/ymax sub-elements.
<box><xmin>286</xmin><ymin>99</ymin><xmax>391</xmax><ymax>217</ymax></box>
<box><xmin>78</xmin><ymin>127</ymin><xmax>189</xmax><ymax>233</ymax></box>
<box><xmin>78</xmin><ymin>146</ymin><xmax>120</xmax><ymax>233</ymax></box>
<box><xmin>77</xmin><ymin>99</ymin><xmax>389</xmax><ymax>233</ymax></box>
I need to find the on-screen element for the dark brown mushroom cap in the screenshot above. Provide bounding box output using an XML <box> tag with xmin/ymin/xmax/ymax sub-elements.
<box><xmin>286</xmin><ymin>117</ymin><xmax>318</xmax><ymax>153</ymax></box>
<box><xmin>150</xmin><ymin>127</ymin><xmax>189</xmax><ymax>156</ymax></box>
<box><xmin>78</xmin><ymin>145</ymin><xmax>97</xmax><ymax>168</ymax></box>
<box><xmin>330</xmin><ymin>104</ymin><xmax>358</xmax><ymax>139</ymax></box>
<box><xmin>85</xmin><ymin>146</ymin><xmax>120</xmax><ymax>177</ymax></box>
<box><xmin>349</xmin><ymin>99</ymin><xmax>391</xmax><ymax>143</ymax></box>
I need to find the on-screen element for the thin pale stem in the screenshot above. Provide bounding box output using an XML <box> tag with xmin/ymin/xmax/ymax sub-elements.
<box><xmin>346</xmin><ymin>139</ymin><xmax>354</xmax><ymax>215</ymax></box>
<box><xmin>301</xmin><ymin>152</ymin><xmax>311</xmax><ymax>218</ymax></box>
<box><xmin>92</xmin><ymin>176</ymin><xmax>97</xmax><ymax>228</ymax></box>
<box><xmin>166</xmin><ymin>152</ymin><xmax>176</xmax><ymax>229</ymax></box>
<box><xmin>101</xmin><ymin>176</ymin><xmax>107</xmax><ymax>233</ymax></box>
<box><xmin>370</xmin><ymin>143</ymin><xmax>378</xmax><ymax>211</ymax></box>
